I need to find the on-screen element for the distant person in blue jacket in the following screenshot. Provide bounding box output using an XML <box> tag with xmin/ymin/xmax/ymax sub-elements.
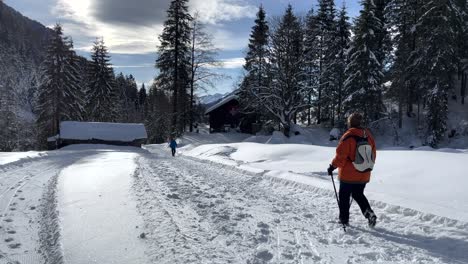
<box><xmin>169</xmin><ymin>138</ymin><xmax>177</xmax><ymax>157</ymax></box>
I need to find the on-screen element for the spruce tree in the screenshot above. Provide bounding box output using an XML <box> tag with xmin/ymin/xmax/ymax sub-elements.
<box><xmin>0</xmin><ymin>81</ymin><xmax>18</xmax><ymax>151</ymax></box>
<box><xmin>410</xmin><ymin>0</ymin><xmax>459</xmax><ymax>146</ymax></box>
<box><xmin>138</xmin><ymin>83</ymin><xmax>147</xmax><ymax>119</ymax></box>
<box><xmin>303</xmin><ymin>8</ymin><xmax>320</xmax><ymax>125</ymax></box>
<box><xmin>36</xmin><ymin>24</ymin><xmax>84</xmax><ymax>146</ymax></box>
<box><xmin>239</xmin><ymin>5</ymin><xmax>270</xmax><ymax>117</ymax></box>
<box><xmin>315</xmin><ymin>0</ymin><xmax>337</xmax><ymax>124</ymax></box>
<box><xmin>329</xmin><ymin>5</ymin><xmax>351</xmax><ymax>128</ymax></box>
<box><xmin>388</xmin><ymin>0</ymin><xmax>424</xmax><ymax>128</ymax></box>
<box><xmin>344</xmin><ymin>0</ymin><xmax>385</xmax><ymax>123</ymax></box>
<box><xmin>87</xmin><ymin>38</ymin><xmax>117</xmax><ymax>122</ymax></box>
<box><xmin>156</xmin><ymin>0</ymin><xmax>192</xmax><ymax>135</ymax></box>
<box><xmin>262</xmin><ymin>5</ymin><xmax>306</xmax><ymax>137</ymax></box>
<box><xmin>145</xmin><ymin>85</ymin><xmax>172</xmax><ymax>143</ymax></box>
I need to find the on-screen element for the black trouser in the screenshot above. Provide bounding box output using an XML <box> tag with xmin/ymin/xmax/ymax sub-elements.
<box><xmin>171</xmin><ymin>148</ymin><xmax>176</xmax><ymax>157</ymax></box>
<box><xmin>339</xmin><ymin>182</ymin><xmax>373</xmax><ymax>224</ymax></box>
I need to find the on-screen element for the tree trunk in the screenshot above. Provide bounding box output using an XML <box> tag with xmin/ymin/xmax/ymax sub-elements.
<box><xmin>283</xmin><ymin>123</ymin><xmax>291</xmax><ymax>138</ymax></box>
<box><xmin>172</xmin><ymin>9</ymin><xmax>180</xmax><ymax>135</ymax></box>
<box><xmin>189</xmin><ymin>20</ymin><xmax>196</xmax><ymax>133</ymax></box>
<box><xmin>307</xmin><ymin>92</ymin><xmax>312</xmax><ymax>126</ymax></box>
<box><xmin>462</xmin><ymin>71</ymin><xmax>466</xmax><ymax>105</ymax></box>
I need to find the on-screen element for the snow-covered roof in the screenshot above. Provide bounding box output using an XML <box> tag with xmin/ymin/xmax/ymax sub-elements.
<box><xmin>59</xmin><ymin>121</ymin><xmax>147</xmax><ymax>141</ymax></box>
<box><xmin>205</xmin><ymin>94</ymin><xmax>238</xmax><ymax>115</ymax></box>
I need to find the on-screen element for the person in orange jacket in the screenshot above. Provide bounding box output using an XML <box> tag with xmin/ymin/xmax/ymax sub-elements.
<box><xmin>328</xmin><ymin>113</ymin><xmax>377</xmax><ymax>227</ymax></box>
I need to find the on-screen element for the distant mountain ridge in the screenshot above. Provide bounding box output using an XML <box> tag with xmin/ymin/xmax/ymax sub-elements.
<box><xmin>0</xmin><ymin>1</ymin><xmax>52</xmax><ymax>64</ymax></box>
<box><xmin>199</xmin><ymin>93</ymin><xmax>228</xmax><ymax>106</ymax></box>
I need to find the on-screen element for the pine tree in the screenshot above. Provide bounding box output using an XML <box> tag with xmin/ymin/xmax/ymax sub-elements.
<box><xmin>146</xmin><ymin>84</ymin><xmax>172</xmax><ymax>143</ymax></box>
<box><xmin>36</xmin><ymin>24</ymin><xmax>84</xmax><ymax>146</ymax></box>
<box><xmin>0</xmin><ymin>81</ymin><xmax>18</xmax><ymax>151</ymax></box>
<box><xmin>315</xmin><ymin>0</ymin><xmax>337</xmax><ymax>124</ymax></box>
<box><xmin>303</xmin><ymin>8</ymin><xmax>320</xmax><ymax>126</ymax></box>
<box><xmin>87</xmin><ymin>38</ymin><xmax>118</xmax><ymax>122</ymax></box>
<box><xmin>259</xmin><ymin>5</ymin><xmax>306</xmax><ymax>137</ymax></box>
<box><xmin>344</xmin><ymin>0</ymin><xmax>385</xmax><ymax>123</ymax></box>
<box><xmin>454</xmin><ymin>0</ymin><xmax>468</xmax><ymax>104</ymax></box>
<box><xmin>138</xmin><ymin>83</ymin><xmax>147</xmax><ymax>119</ymax></box>
<box><xmin>156</xmin><ymin>0</ymin><xmax>192</xmax><ymax>136</ymax></box>
<box><xmin>239</xmin><ymin>5</ymin><xmax>270</xmax><ymax>118</ymax></box>
<box><xmin>328</xmin><ymin>5</ymin><xmax>351</xmax><ymax>128</ymax></box>
<box><xmin>410</xmin><ymin>0</ymin><xmax>459</xmax><ymax>146</ymax></box>
<box><xmin>388</xmin><ymin>0</ymin><xmax>424</xmax><ymax>128</ymax></box>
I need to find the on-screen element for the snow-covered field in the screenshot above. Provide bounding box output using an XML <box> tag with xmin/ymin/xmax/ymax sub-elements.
<box><xmin>0</xmin><ymin>131</ymin><xmax>467</xmax><ymax>263</ymax></box>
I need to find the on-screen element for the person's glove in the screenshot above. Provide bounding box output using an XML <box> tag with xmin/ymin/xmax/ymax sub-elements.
<box><xmin>327</xmin><ymin>164</ymin><xmax>336</xmax><ymax>176</ymax></box>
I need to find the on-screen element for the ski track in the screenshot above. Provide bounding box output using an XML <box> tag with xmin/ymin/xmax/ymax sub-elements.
<box><xmin>0</xmin><ymin>151</ymin><xmax>94</xmax><ymax>264</ymax></box>
<box><xmin>135</xmin><ymin>146</ymin><xmax>468</xmax><ymax>264</ymax></box>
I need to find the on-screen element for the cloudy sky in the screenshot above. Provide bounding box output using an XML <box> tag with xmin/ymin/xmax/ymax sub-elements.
<box><xmin>6</xmin><ymin>0</ymin><xmax>362</xmax><ymax>96</ymax></box>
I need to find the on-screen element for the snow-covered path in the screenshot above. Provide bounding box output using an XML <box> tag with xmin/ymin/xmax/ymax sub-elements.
<box><xmin>136</xmin><ymin>146</ymin><xmax>468</xmax><ymax>264</ymax></box>
<box><xmin>0</xmin><ymin>151</ymin><xmax>96</xmax><ymax>263</ymax></box>
<box><xmin>58</xmin><ymin>150</ymin><xmax>148</xmax><ymax>264</ymax></box>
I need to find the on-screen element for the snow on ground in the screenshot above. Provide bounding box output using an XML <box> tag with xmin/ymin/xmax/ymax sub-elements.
<box><xmin>58</xmin><ymin>147</ymin><xmax>148</xmax><ymax>264</ymax></box>
<box><xmin>184</xmin><ymin>141</ymin><xmax>468</xmax><ymax>222</ymax></box>
<box><xmin>0</xmin><ymin>149</ymin><xmax>99</xmax><ymax>263</ymax></box>
<box><xmin>139</xmin><ymin>144</ymin><xmax>468</xmax><ymax>263</ymax></box>
<box><xmin>0</xmin><ymin>145</ymin><xmax>150</xmax><ymax>263</ymax></box>
<box><xmin>1</xmin><ymin>128</ymin><xmax>468</xmax><ymax>263</ymax></box>
<box><xmin>0</xmin><ymin>151</ymin><xmax>45</xmax><ymax>165</ymax></box>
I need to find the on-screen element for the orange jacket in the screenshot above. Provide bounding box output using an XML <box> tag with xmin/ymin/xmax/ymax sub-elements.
<box><xmin>332</xmin><ymin>128</ymin><xmax>377</xmax><ymax>184</ymax></box>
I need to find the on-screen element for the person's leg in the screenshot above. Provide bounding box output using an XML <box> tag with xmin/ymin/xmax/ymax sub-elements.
<box><xmin>171</xmin><ymin>148</ymin><xmax>176</xmax><ymax>157</ymax></box>
<box><xmin>338</xmin><ymin>182</ymin><xmax>352</xmax><ymax>225</ymax></box>
<box><xmin>350</xmin><ymin>184</ymin><xmax>372</xmax><ymax>215</ymax></box>
<box><xmin>351</xmin><ymin>184</ymin><xmax>377</xmax><ymax>226</ymax></box>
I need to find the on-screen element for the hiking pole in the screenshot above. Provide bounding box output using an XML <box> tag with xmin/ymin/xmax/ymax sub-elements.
<box><xmin>329</xmin><ymin>171</ymin><xmax>346</xmax><ymax>232</ymax></box>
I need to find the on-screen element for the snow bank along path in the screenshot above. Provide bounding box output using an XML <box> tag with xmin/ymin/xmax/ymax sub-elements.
<box><xmin>137</xmin><ymin>145</ymin><xmax>468</xmax><ymax>264</ymax></box>
<box><xmin>184</xmin><ymin>142</ymin><xmax>468</xmax><ymax>222</ymax></box>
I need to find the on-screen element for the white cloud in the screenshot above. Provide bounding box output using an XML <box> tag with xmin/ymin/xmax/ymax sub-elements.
<box><xmin>52</xmin><ymin>0</ymin><xmax>160</xmax><ymax>54</ymax></box>
<box><xmin>190</xmin><ymin>0</ymin><xmax>256</xmax><ymax>24</ymax></box>
<box><xmin>217</xmin><ymin>57</ymin><xmax>245</xmax><ymax>69</ymax></box>
<box><xmin>51</xmin><ymin>0</ymin><xmax>254</xmax><ymax>54</ymax></box>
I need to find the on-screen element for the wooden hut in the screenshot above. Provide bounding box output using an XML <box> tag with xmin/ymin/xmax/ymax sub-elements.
<box><xmin>205</xmin><ymin>95</ymin><xmax>259</xmax><ymax>134</ymax></box>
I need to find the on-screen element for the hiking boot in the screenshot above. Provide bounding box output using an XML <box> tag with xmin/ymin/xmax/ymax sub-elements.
<box><xmin>365</xmin><ymin>209</ymin><xmax>377</xmax><ymax>228</ymax></box>
<box><xmin>339</xmin><ymin>215</ymin><xmax>349</xmax><ymax>226</ymax></box>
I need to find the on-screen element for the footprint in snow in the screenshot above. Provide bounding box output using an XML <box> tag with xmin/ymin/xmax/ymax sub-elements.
<box><xmin>4</xmin><ymin>238</ymin><xmax>13</xmax><ymax>243</ymax></box>
<box><xmin>167</xmin><ymin>193</ymin><xmax>180</xmax><ymax>199</ymax></box>
<box><xmin>255</xmin><ymin>250</ymin><xmax>274</xmax><ymax>262</ymax></box>
<box><xmin>8</xmin><ymin>243</ymin><xmax>21</xmax><ymax>249</ymax></box>
<box><xmin>4</xmin><ymin>219</ymin><xmax>13</xmax><ymax>223</ymax></box>
<box><xmin>7</xmin><ymin>230</ymin><xmax>16</xmax><ymax>234</ymax></box>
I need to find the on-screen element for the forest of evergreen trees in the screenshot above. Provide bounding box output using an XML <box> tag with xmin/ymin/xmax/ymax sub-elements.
<box><xmin>0</xmin><ymin>0</ymin><xmax>467</xmax><ymax>151</ymax></box>
<box><xmin>240</xmin><ymin>0</ymin><xmax>467</xmax><ymax>147</ymax></box>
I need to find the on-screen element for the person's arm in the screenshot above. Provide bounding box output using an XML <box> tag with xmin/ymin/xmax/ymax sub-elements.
<box><xmin>332</xmin><ymin>138</ymin><xmax>351</xmax><ymax>169</ymax></box>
